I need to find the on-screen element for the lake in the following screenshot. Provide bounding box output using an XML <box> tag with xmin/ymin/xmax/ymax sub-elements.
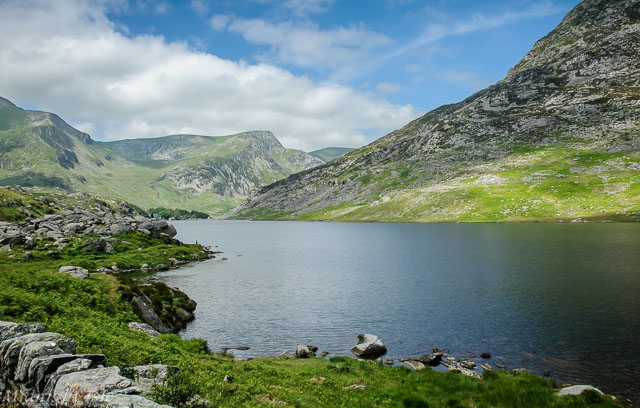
<box><xmin>143</xmin><ymin>220</ymin><xmax>640</xmax><ymax>404</ymax></box>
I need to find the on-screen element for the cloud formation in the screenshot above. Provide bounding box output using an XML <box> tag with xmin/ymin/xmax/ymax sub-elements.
<box><xmin>0</xmin><ymin>0</ymin><xmax>419</xmax><ymax>151</ymax></box>
<box><xmin>226</xmin><ymin>18</ymin><xmax>391</xmax><ymax>77</ymax></box>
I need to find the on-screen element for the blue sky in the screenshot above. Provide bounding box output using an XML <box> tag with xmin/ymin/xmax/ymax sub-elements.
<box><xmin>0</xmin><ymin>0</ymin><xmax>580</xmax><ymax>150</ymax></box>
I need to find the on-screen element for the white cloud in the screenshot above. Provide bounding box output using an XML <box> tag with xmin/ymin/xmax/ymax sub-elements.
<box><xmin>210</xmin><ymin>14</ymin><xmax>233</xmax><ymax>32</ymax></box>
<box><xmin>154</xmin><ymin>1</ymin><xmax>170</xmax><ymax>14</ymax></box>
<box><xmin>0</xmin><ymin>0</ymin><xmax>419</xmax><ymax>152</ymax></box>
<box><xmin>282</xmin><ymin>0</ymin><xmax>336</xmax><ymax>16</ymax></box>
<box><xmin>189</xmin><ymin>0</ymin><xmax>208</xmax><ymax>16</ymax></box>
<box><xmin>376</xmin><ymin>82</ymin><xmax>402</xmax><ymax>93</ymax></box>
<box><xmin>227</xmin><ymin>18</ymin><xmax>391</xmax><ymax>77</ymax></box>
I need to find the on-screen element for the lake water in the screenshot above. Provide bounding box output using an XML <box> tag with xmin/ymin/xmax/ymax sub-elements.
<box><xmin>144</xmin><ymin>220</ymin><xmax>640</xmax><ymax>403</ymax></box>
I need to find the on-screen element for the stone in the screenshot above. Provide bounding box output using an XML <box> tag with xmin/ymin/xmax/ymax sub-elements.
<box><xmin>53</xmin><ymin>366</ymin><xmax>133</xmax><ymax>406</ymax></box>
<box><xmin>110</xmin><ymin>223</ymin><xmax>131</xmax><ymax>235</ymax></box>
<box><xmin>307</xmin><ymin>345</ymin><xmax>318</xmax><ymax>352</ymax></box>
<box><xmin>402</xmin><ymin>360</ymin><xmax>426</xmax><ymax>371</ymax></box>
<box><xmin>480</xmin><ymin>352</ymin><xmax>491</xmax><ymax>359</ymax></box>
<box><xmin>310</xmin><ymin>377</ymin><xmax>325</xmax><ymax>384</ymax></box>
<box><xmin>132</xmin><ymin>297</ymin><xmax>171</xmax><ymax>334</ymax></box>
<box><xmin>295</xmin><ymin>345</ymin><xmax>315</xmax><ymax>358</ymax></box>
<box><xmin>128</xmin><ymin>322</ymin><xmax>161</xmax><ymax>338</ymax></box>
<box><xmin>480</xmin><ymin>363</ymin><xmax>492</xmax><ymax>371</ymax></box>
<box><xmin>0</xmin><ymin>321</ymin><xmax>46</xmax><ymax>343</ymax></box>
<box><xmin>557</xmin><ymin>385</ymin><xmax>603</xmax><ymax>396</ymax></box>
<box><xmin>414</xmin><ymin>352</ymin><xmax>442</xmax><ymax>366</ymax></box>
<box><xmin>384</xmin><ymin>359</ymin><xmax>394</xmax><ymax>365</ymax></box>
<box><xmin>320</xmin><ymin>351</ymin><xmax>330</xmax><ymax>357</ymax></box>
<box><xmin>83</xmin><ymin>237</ymin><xmax>113</xmax><ymax>253</ymax></box>
<box><xmin>58</xmin><ymin>265</ymin><xmax>90</xmax><ymax>279</ymax></box>
<box><xmin>0</xmin><ymin>233</ymin><xmax>25</xmax><ymax>245</ymax></box>
<box><xmin>33</xmin><ymin>354</ymin><xmax>107</xmax><ymax>393</ymax></box>
<box><xmin>351</xmin><ymin>334</ymin><xmax>387</xmax><ymax>358</ymax></box>
<box><xmin>344</xmin><ymin>384</ymin><xmax>367</xmax><ymax>390</ymax></box>
<box><xmin>163</xmin><ymin>224</ymin><xmax>177</xmax><ymax>237</ymax></box>
<box><xmin>448</xmin><ymin>362</ymin><xmax>481</xmax><ymax>379</ymax></box>
<box><xmin>15</xmin><ymin>340</ymin><xmax>63</xmax><ymax>382</ymax></box>
<box><xmin>0</xmin><ymin>244</ymin><xmax>11</xmax><ymax>252</ymax></box>
<box><xmin>23</xmin><ymin>251</ymin><xmax>33</xmax><ymax>260</ymax></box>
<box><xmin>152</xmin><ymin>220</ymin><xmax>168</xmax><ymax>229</ymax></box>
<box><xmin>0</xmin><ymin>332</ymin><xmax>76</xmax><ymax>376</ymax></box>
<box><xmin>459</xmin><ymin>360</ymin><xmax>476</xmax><ymax>370</ymax></box>
<box><xmin>23</xmin><ymin>237</ymin><xmax>37</xmax><ymax>250</ymax></box>
<box><xmin>154</xmin><ymin>263</ymin><xmax>169</xmax><ymax>271</ymax></box>
<box><xmin>129</xmin><ymin>364</ymin><xmax>179</xmax><ymax>395</ymax></box>
<box><xmin>510</xmin><ymin>368</ymin><xmax>527</xmax><ymax>375</ymax></box>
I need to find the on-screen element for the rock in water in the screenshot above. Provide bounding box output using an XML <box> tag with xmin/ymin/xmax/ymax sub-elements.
<box><xmin>295</xmin><ymin>345</ymin><xmax>315</xmax><ymax>358</ymax></box>
<box><xmin>58</xmin><ymin>266</ymin><xmax>89</xmax><ymax>279</ymax></box>
<box><xmin>350</xmin><ymin>334</ymin><xmax>387</xmax><ymax>358</ymax></box>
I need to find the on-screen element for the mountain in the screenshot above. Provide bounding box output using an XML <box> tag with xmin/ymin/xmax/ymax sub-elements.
<box><xmin>0</xmin><ymin>97</ymin><xmax>323</xmax><ymax>215</ymax></box>
<box><xmin>309</xmin><ymin>147</ymin><xmax>355</xmax><ymax>162</ymax></box>
<box><xmin>232</xmin><ymin>0</ymin><xmax>640</xmax><ymax>222</ymax></box>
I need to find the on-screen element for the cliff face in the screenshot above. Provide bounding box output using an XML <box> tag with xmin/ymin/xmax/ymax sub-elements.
<box><xmin>233</xmin><ymin>0</ymin><xmax>640</xmax><ymax>222</ymax></box>
<box><xmin>0</xmin><ymin>98</ymin><xmax>323</xmax><ymax>215</ymax></box>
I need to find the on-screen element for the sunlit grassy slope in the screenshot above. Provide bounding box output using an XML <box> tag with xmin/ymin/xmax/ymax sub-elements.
<box><xmin>240</xmin><ymin>139</ymin><xmax>640</xmax><ymax>222</ymax></box>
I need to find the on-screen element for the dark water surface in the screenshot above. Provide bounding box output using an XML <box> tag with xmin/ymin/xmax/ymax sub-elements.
<box><xmin>148</xmin><ymin>221</ymin><xmax>640</xmax><ymax>403</ymax></box>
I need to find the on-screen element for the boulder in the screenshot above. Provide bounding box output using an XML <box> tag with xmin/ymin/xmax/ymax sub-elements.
<box><xmin>295</xmin><ymin>345</ymin><xmax>315</xmax><ymax>358</ymax></box>
<box><xmin>85</xmin><ymin>394</ymin><xmax>173</xmax><ymax>408</ymax></box>
<box><xmin>15</xmin><ymin>340</ymin><xmax>63</xmax><ymax>382</ymax></box>
<box><xmin>82</xmin><ymin>237</ymin><xmax>113</xmax><ymax>253</ymax></box>
<box><xmin>557</xmin><ymin>385</ymin><xmax>603</xmax><ymax>396</ymax></box>
<box><xmin>0</xmin><ymin>321</ymin><xmax>46</xmax><ymax>343</ymax></box>
<box><xmin>163</xmin><ymin>224</ymin><xmax>177</xmax><ymax>237</ymax></box>
<box><xmin>351</xmin><ymin>334</ymin><xmax>387</xmax><ymax>358</ymax></box>
<box><xmin>129</xmin><ymin>364</ymin><xmax>179</xmax><ymax>395</ymax></box>
<box><xmin>23</xmin><ymin>251</ymin><xmax>33</xmax><ymax>260</ymax></box>
<box><xmin>53</xmin><ymin>366</ymin><xmax>134</xmax><ymax>406</ymax></box>
<box><xmin>32</xmin><ymin>354</ymin><xmax>106</xmax><ymax>393</ymax></box>
<box><xmin>110</xmin><ymin>223</ymin><xmax>131</xmax><ymax>235</ymax></box>
<box><xmin>0</xmin><ymin>233</ymin><xmax>26</xmax><ymax>245</ymax></box>
<box><xmin>58</xmin><ymin>266</ymin><xmax>90</xmax><ymax>279</ymax></box>
<box><xmin>0</xmin><ymin>332</ymin><xmax>76</xmax><ymax>376</ymax></box>
<box><xmin>402</xmin><ymin>360</ymin><xmax>426</xmax><ymax>371</ymax></box>
<box><xmin>132</xmin><ymin>297</ymin><xmax>171</xmax><ymax>334</ymax></box>
<box><xmin>23</xmin><ymin>237</ymin><xmax>36</xmax><ymax>250</ymax></box>
<box><xmin>128</xmin><ymin>322</ymin><xmax>161</xmax><ymax>338</ymax></box>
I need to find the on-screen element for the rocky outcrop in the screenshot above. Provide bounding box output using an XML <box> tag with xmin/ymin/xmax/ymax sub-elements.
<box><xmin>295</xmin><ymin>345</ymin><xmax>316</xmax><ymax>359</ymax></box>
<box><xmin>0</xmin><ymin>320</ymin><xmax>172</xmax><ymax>407</ymax></box>
<box><xmin>350</xmin><ymin>334</ymin><xmax>387</xmax><ymax>358</ymax></box>
<box><xmin>121</xmin><ymin>281</ymin><xmax>198</xmax><ymax>334</ymax></box>
<box><xmin>0</xmin><ymin>207</ymin><xmax>179</xmax><ymax>259</ymax></box>
<box><xmin>58</xmin><ymin>266</ymin><xmax>89</xmax><ymax>279</ymax></box>
<box><xmin>557</xmin><ymin>384</ymin><xmax>603</xmax><ymax>396</ymax></box>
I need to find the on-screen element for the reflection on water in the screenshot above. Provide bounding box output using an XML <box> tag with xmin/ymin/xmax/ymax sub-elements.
<box><xmin>141</xmin><ymin>221</ymin><xmax>640</xmax><ymax>403</ymax></box>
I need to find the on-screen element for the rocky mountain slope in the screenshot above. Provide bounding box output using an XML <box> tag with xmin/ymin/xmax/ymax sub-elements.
<box><xmin>0</xmin><ymin>97</ymin><xmax>323</xmax><ymax>215</ymax></box>
<box><xmin>233</xmin><ymin>0</ymin><xmax>640</xmax><ymax>222</ymax></box>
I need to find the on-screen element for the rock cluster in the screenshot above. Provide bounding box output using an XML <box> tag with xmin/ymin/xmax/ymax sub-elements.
<box><xmin>0</xmin><ymin>209</ymin><xmax>177</xmax><ymax>253</ymax></box>
<box><xmin>0</xmin><ymin>320</ymin><xmax>173</xmax><ymax>407</ymax></box>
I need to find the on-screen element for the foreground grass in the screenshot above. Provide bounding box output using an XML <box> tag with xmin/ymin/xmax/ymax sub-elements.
<box><xmin>0</xmin><ymin>242</ymin><xmax>621</xmax><ymax>407</ymax></box>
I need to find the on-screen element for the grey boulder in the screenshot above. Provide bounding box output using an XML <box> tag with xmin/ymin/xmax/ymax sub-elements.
<box><xmin>295</xmin><ymin>345</ymin><xmax>315</xmax><ymax>358</ymax></box>
<box><xmin>128</xmin><ymin>322</ymin><xmax>160</xmax><ymax>338</ymax></box>
<box><xmin>557</xmin><ymin>385</ymin><xmax>603</xmax><ymax>396</ymax></box>
<box><xmin>351</xmin><ymin>334</ymin><xmax>387</xmax><ymax>358</ymax></box>
<box><xmin>58</xmin><ymin>266</ymin><xmax>90</xmax><ymax>279</ymax></box>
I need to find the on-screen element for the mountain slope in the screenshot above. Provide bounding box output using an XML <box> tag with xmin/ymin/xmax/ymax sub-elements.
<box><xmin>232</xmin><ymin>0</ymin><xmax>640</xmax><ymax>222</ymax></box>
<box><xmin>0</xmin><ymin>97</ymin><xmax>323</xmax><ymax>215</ymax></box>
<box><xmin>309</xmin><ymin>147</ymin><xmax>355</xmax><ymax>162</ymax></box>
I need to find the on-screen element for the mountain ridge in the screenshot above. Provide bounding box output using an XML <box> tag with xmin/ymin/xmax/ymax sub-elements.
<box><xmin>0</xmin><ymin>97</ymin><xmax>324</xmax><ymax>215</ymax></box>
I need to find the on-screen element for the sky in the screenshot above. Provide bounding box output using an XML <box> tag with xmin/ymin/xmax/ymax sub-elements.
<box><xmin>0</xmin><ymin>0</ymin><xmax>581</xmax><ymax>151</ymax></box>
